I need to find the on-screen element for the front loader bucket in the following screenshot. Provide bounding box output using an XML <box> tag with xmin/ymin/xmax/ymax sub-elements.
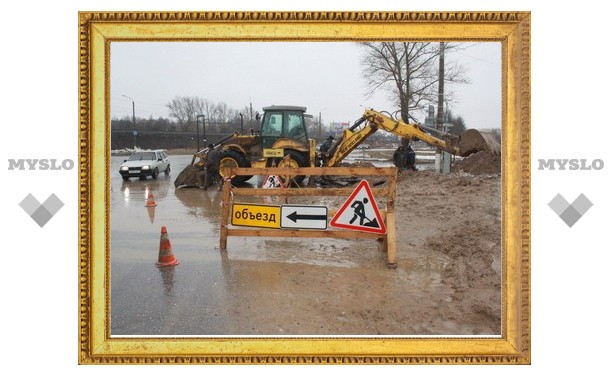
<box><xmin>174</xmin><ymin>164</ymin><xmax>203</xmax><ymax>188</ymax></box>
<box><xmin>457</xmin><ymin>129</ymin><xmax>501</xmax><ymax>157</ymax></box>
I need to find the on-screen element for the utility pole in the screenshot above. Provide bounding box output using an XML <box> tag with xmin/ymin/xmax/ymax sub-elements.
<box><xmin>249</xmin><ymin>99</ymin><xmax>253</xmax><ymax>129</ymax></box>
<box><xmin>436</xmin><ymin>42</ymin><xmax>445</xmax><ymax>132</ymax></box>
<box><xmin>436</xmin><ymin>42</ymin><xmax>450</xmax><ymax>173</ymax></box>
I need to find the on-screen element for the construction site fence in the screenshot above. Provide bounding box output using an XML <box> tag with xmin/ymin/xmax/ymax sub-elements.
<box><xmin>219</xmin><ymin>166</ymin><xmax>399</xmax><ymax>267</ymax></box>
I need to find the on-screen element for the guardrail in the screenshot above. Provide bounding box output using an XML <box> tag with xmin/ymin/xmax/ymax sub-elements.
<box><xmin>219</xmin><ymin>166</ymin><xmax>399</xmax><ymax>267</ymax></box>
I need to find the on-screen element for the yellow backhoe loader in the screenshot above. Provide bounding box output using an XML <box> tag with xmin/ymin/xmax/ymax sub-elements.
<box><xmin>174</xmin><ymin>105</ymin><xmax>499</xmax><ymax>188</ymax></box>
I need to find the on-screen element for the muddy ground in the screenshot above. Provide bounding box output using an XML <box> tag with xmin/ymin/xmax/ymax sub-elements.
<box><xmin>286</xmin><ymin>154</ymin><xmax>502</xmax><ymax>335</ymax></box>
<box><xmin>110</xmin><ymin>151</ymin><xmax>502</xmax><ymax>336</ymax></box>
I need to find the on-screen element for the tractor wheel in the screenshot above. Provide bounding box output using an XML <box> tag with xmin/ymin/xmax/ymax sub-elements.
<box><xmin>273</xmin><ymin>150</ymin><xmax>308</xmax><ymax>185</ymax></box>
<box><xmin>219</xmin><ymin>150</ymin><xmax>252</xmax><ymax>185</ymax></box>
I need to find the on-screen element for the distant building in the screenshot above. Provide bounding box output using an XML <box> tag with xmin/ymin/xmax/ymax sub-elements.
<box><xmin>423</xmin><ymin>104</ymin><xmax>453</xmax><ymax>132</ymax></box>
<box><xmin>424</xmin><ymin>105</ymin><xmax>436</xmax><ymax>129</ymax></box>
<box><xmin>330</xmin><ymin>121</ymin><xmax>349</xmax><ymax>138</ymax></box>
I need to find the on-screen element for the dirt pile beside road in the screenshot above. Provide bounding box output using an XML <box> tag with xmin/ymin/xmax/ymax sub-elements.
<box><xmin>392</xmin><ymin>170</ymin><xmax>502</xmax><ymax>334</ymax></box>
<box><xmin>425</xmin><ymin>220</ymin><xmax>502</xmax><ymax>326</ymax></box>
<box><xmin>341</xmin><ymin>161</ymin><xmax>376</xmax><ymax>168</ymax></box>
<box><xmin>452</xmin><ymin>151</ymin><xmax>501</xmax><ymax>175</ymax></box>
<box><xmin>426</xmin><ymin>220</ymin><xmax>500</xmax><ymax>291</ymax></box>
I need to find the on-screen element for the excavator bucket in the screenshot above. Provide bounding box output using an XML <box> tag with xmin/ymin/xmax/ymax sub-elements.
<box><xmin>457</xmin><ymin>129</ymin><xmax>501</xmax><ymax>157</ymax></box>
<box><xmin>174</xmin><ymin>164</ymin><xmax>203</xmax><ymax>188</ymax></box>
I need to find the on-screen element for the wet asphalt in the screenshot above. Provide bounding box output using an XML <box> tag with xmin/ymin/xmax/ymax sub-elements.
<box><xmin>110</xmin><ymin>155</ymin><xmax>365</xmax><ymax>335</ymax></box>
<box><xmin>109</xmin><ymin>153</ymin><xmax>436</xmax><ymax>336</ymax></box>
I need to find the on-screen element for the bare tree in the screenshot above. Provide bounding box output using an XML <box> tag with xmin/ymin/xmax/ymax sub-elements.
<box><xmin>360</xmin><ymin>42</ymin><xmax>467</xmax><ymax>123</ymax></box>
<box><xmin>166</xmin><ymin>96</ymin><xmax>206</xmax><ymax>131</ymax></box>
<box><xmin>214</xmin><ymin>101</ymin><xmax>229</xmax><ymax>123</ymax></box>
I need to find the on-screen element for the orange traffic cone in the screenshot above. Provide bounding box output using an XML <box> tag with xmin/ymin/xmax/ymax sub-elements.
<box><xmin>145</xmin><ymin>192</ymin><xmax>157</xmax><ymax>207</ymax></box>
<box><xmin>156</xmin><ymin>226</ymin><xmax>179</xmax><ymax>268</ymax></box>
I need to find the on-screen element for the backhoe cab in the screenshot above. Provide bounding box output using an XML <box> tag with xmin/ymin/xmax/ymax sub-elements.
<box><xmin>174</xmin><ymin>106</ymin><xmax>314</xmax><ymax>188</ymax></box>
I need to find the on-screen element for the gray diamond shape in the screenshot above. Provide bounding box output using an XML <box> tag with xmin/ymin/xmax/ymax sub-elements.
<box><xmin>19</xmin><ymin>193</ymin><xmax>41</xmax><ymax>216</ymax></box>
<box><xmin>548</xmin><ymin>193</ymin><xmax>569</xmax><ymax>216</ymax></box>
<box><xmin>559</xmin><ymin>205</ymin><xmax>582</xmax><ymax>228</ymax></box>
<box><xmin>571</xmin><ymin>193</ymin><xmax>593</xmax><ymax>215</ymax></box>
<box><xmin>30</xmin><ymin>205</ymin><xmax>53</xmax><ymax>227</ymax></box>
<box><xmin>42</xmin><ymin>193</ymin><xmax>64</xmax><ymax>215</ymax></box>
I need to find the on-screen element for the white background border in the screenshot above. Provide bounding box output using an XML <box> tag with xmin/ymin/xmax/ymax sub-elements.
<box><xmin>2</xmin><ymin>0</ymin><xmax>610</xmax><ymax>376</ymax></box>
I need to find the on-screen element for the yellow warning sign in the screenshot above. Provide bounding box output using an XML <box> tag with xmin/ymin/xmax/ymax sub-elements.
<box><xmin>231</xmin><ymin>203</ymin><xmax>281</xmax><ymax>229</ymax></box>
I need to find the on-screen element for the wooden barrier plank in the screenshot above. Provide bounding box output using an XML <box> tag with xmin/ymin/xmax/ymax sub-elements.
<box><xmin>229</xmin><ymin>166</ymin><xmax>396</xmax><ymax>176</ymax></box>
<box><xmin>385</xmin><ymin>212</ymin><xmax>397</xmax><ymax>267</ymax></box>
<box><xmin>387</xmin><ymin>171</ymin><xmax>398</xmax><ymax>213</ymax></box>
<box><xmin>227</xmin><ymin>228</ymin><xmax>382</xmax><ymax>239</ymax></box>
<box><xmin>219</xmin><ymin>179</ymin><xmax>232</xmax><ymax>250</ymax></box>
<box><xmin>231</xmin><ymin>187</ymin><xmax>389</xmax><ymax>197</ymax></box>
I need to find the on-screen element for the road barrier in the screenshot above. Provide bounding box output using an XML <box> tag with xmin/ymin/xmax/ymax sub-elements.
<box><xmin>219</xmin><ymin>166</ymin><xmax>399</xmax><ymax>267</ymax></box>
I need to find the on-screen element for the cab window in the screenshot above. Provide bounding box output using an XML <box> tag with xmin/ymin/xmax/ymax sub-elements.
<box><xmin>286</xmin><ymin>112</ymin><xmax>307</xmax><ymax>142</ymax></box>
<box><xmin>262</xmin><ymin>112</ymin><xmax>283</xmax><ymax>136</ymax></box>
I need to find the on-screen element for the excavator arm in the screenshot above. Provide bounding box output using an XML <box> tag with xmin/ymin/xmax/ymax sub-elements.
<box><xmin>323</xmin><ymin>109</ymin><xmax>499</xmax><ymax>167</ymax></box>
<box><xmin>363</xmin><ymin>109</ymin><xmax>462</xmax><ymax>154</ymax></box>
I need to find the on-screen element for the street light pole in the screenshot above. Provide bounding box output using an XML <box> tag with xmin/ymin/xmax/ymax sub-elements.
<box><xmin>196</xmin><ymin>115</ymin><xmax>202</xmax><ymax>151</ymax></box>
<box><xmin>203</xmin><ymin>115</ymin><xmax>206</xmax><ymax>142</ymax></box>
<box><xmin>122</xmin><ymin>95</ymin><xmax>136</xmax><ymax>150</ymax></box>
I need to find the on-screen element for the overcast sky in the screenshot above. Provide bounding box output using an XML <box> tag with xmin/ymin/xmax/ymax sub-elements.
<box><xmin>110</xmin><ymin>41</ymin><xmax>501</xmax><ymax>130</ymax></box>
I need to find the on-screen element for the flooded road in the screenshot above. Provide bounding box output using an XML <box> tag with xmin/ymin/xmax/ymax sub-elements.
<box><xmin>110</xmin><ymin>153</ymin><xmax>500</xmax><ymax>336</ymax></box>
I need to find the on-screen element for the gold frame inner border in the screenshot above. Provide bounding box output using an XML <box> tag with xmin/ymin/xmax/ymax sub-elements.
<box><xmin>78</xmin><ymin>11</ymin><xmax>530</xmax><ymax>364</ymax></box>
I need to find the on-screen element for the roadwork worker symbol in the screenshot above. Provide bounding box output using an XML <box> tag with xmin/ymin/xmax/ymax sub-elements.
<box><xmin>349</xmin><ymin>197</ymin><xmax>379</xmax><ymax>228</ymax></box>
<box><xmin>330</xmin><ymin>180</ymin><xmax>386</xmax><ymax>234</ymax></box>
<box><xmin>262</xmin><ymin>174</ymin><xmax>286</xmax><ymax>189</ymax></box>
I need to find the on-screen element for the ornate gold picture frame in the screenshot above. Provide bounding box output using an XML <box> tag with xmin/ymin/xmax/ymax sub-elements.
<box><xmin>78</xmin><ymin>11</ymin><xmax>530</xmax><ymax>364</ymax></box>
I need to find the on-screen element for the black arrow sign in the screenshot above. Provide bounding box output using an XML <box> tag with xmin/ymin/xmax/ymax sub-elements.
<box><xmin>286</xmin><ymin>211</ymin><xmax>327</xmax><ymax>223</ymax></box>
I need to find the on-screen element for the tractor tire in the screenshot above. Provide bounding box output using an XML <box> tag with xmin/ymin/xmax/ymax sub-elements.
<box><xmin>219</xmin><ymin>149</ymin><xmax>252</xmax><ymax>185</ymax></box>
<box><xmin>274</xmin><ymin>150</ymin><xmax>308</xmax><ymax>185</ymax></box>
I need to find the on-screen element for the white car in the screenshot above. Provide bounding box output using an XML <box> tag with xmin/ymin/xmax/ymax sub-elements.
<box><xmin>119</xmin><ymin>150</ymin><xmax>170</xmax><ymax>180</ymax></box>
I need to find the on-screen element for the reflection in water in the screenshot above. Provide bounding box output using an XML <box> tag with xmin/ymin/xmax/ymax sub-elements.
<box><xmin>119</xmin><ymin>175</ymin><xmax>172</xmax><ymax>203</ymax></box>
<box><xmin>158</xmin><ymin>265</ymin><xmax>176</xmax><ymax>297</ymax></box>
<box><xmin>146</xmin><ymin>206</ymin><xmax>156</xmax><ymax>224</ymax></box>
<box><xmin>145</xmin><ymin>185</ymin><xmax>150</xmax><ymax>204</ymax></box>
<box><xmin>123</xmin><ymin>186</ymin><xmax>130</xmax><ymax>203</ymax></box>
<box><xmin>174</xmin><ymin>187</ymin><xmax>223</xmax><ymax>222</ymax></box>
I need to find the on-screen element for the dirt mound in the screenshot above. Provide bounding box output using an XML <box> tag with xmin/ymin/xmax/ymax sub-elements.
<box><xmin>452</xmin><ymin>151</ymin><xmax>501</xmax><ymax>175</ymax></box>
<box><xmin>425</xmin><ymin>220</ymin><xmax>500</xmax><ymax>291</ymax></box>
<box><xmin>340</xmin><ymin>161</ymin><xmax>376</xmax><ymax>168</ymax></box>
<box><xmin>424</xmin><ymin>219</ymin><xmax>502</xmax><ymax>326</ymax></box>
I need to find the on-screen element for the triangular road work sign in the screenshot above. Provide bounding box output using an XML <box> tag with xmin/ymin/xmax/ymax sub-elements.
<box><xmin>330</xmin><ymin>180</ymin><xmax>386</xmax><ymax>234</ymax></box>
<box><xmin>262</xmin><ymin>174</ymin><xmax>286</xmax><ymax>189</ymax></box>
